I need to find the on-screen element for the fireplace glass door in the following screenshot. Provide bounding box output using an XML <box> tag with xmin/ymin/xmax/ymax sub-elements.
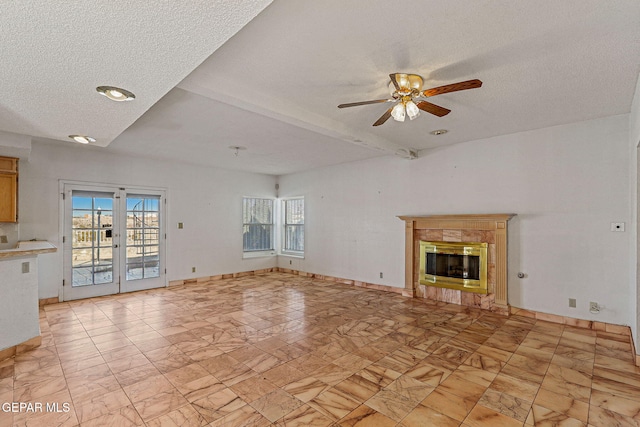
<box><xmin>419</xmin><ymin>241</ymin><xmax>488</xmax><ymax>294</ymax></box>
<box><xmin>426</xmin><ymin>252</ymin><xmax>480</xmax><ymax>280</ymax></box>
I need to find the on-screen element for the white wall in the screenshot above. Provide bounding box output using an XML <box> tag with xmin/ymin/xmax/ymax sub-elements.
<box><xmin>278</xmin><ymin>114</ymin><xmax>633</xmax><ymax>328</ymax></box>
<box><xmin>18</xmin><ymin>141</ymin><xmax>277</xmax><ymax>299</ymax></box>
<box><xmin>630</xmin><ymin>72</ymin><xmax>640</xmax><ymax>350</ymax></box>
<box><xmin>0</xmin><ymin>255</ymin><xmax>40</xmax><ymax>351</ymax></box>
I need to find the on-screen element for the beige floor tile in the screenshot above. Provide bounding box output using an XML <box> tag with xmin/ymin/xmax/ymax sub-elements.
<box><xmin>75</xmin><ymin>388</ymin><xmax>132</xmax><ymax>424</ymax></box>
<box><xmin>529</xmin><ymin>405</ymin><xmax>585</xmax><ymax>427</ymax></box>
<box><xmin>145</xmin><ymin>403</ymin><xmax>209</xmax><ymax>427</ymax></box>
<box><xmin>134</xmin><ymin>388</ymin><xmax>189</xmax><ymax>422</ymax></box>
<box><xmin>385</xmin><ymin>374</ymin><xmax>434</xmax><ymax>404</ymax></box>
<box><xmin>113</xmin><ymin>361</ymin><xmax>163</xmax><ymax>388</ymax></box>
<box><xmin>6</xmin><ymin>272</ymin><xmax>638</xmax><ymax>427</ymax></box>
<box><xmin>250</xmin><ymin>388</ymin><xmax>304</xmax><ymax>422</ymax></box>
<box><xmin>123</xmin><ymin>373</ymin><xmax>175</xmax><ymax>403</ymax></box>
<box><xmin>464</xmin><ymin>404</ymin><xmax>523</xmax><ymax>427</ymax></box>
<box><xmin>192</xmin><ymin>388</ymin><xmax>246</xmax><ymax>422</ymax></box>
<box><xmin>400</xmin><ymin>404</ymin><xmax>460</xmax><ymax>427</ymax></box>
<box><xmin>364</xmin><ymin>388</ymin><xmax>417</xmax><ymax>422</ymax></box>
<box><xmin>79</xmin><ymin>404</ymin><xmax>145</xmax><ymax>427</ymax></box>
<box><xmin>477</xmin><ymin>388</ymin><xmax>531</xmax><ymax>422</ymax></box>
<box><xmin>310</xmin><ymin>363</ymin><xmax>355</xmax><ymax>386</ymax></box>
<box><xmin>589</xmin><ymin>388</ymin><xmax>640</xmax><ymax>419</ymax></box>
<box><xmin>588</xmin><ymin>405</ymin><xmax>638</xmax><ymax>427</ymax></box>
<box><xmin>452</xmin><ymin>364</ymin><xmax>497</xmax><ymax>387</ymax></box>
<box><xmin>337</xmin><ymin>404</ymin><xmax>397</xmax><ymax>427</ymax></box>
<box><xmin>438</xmin><ymin>374</ymin><xmax>487</xmax><ymax>401</ymax></box>
<box><xmin>284</xmin><ymin>376</ymin><xmax>331</xmax><ymax>403</ymax></box>
<box><xmin>541</xmin><ymin>371</ymin><xmax>591</xmax><ymax>403</ymax></box>
<box><xmin>490</xmin><ymin>373</ymin><xmax>540</xmax><ymax>402</ymax></box>
<box><xmin>463</xmin><ymin>350</ymin><xmax>506</xmax><ymax>373</ymax></box>
<box><xmin>274</xmin><ymin>403</ymin><xmax>334</xmax><ymax>427</ymax></box>
<box><xmin>308</xmin><ymin>387</ymin><xmax>360</xmax><ymax>421</ymax></box>
<box><xmin>533</xmin><ymin>388</ymin><xmax>589</xmax><ymax>423</ymax></box>
<box><xmin>404</xmin><ymin>361</ymin><xmax>448</xmax><ymax>386</ymax></box>
<box><xmin>421</xmin><ymin>387</ymin><xmax>477</xmax><ymax>421</ymax></box>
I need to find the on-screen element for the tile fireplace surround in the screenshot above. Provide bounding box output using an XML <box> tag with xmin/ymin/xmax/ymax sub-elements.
<box><xmin>399</xmin><ymin>214</ymin><xmax>515</xmax><ymax>315</ymax></box>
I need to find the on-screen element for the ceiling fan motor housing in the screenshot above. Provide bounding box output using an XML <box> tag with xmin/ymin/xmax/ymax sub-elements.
<box><xmin>389</xmin><ymin>73</ymin><xmax>424</xmax><ymax>98</ymax></box>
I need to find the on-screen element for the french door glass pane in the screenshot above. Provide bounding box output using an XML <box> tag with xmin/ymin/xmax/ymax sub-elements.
<box><xmin>71</xmin><ymin>194</ymin><xmax>114</xmax><ymax>287</ymax></box>
<box><xmin>126</xmin><ymin>195</ymin><xmax>161</xmax><ymax>281</ymax></box>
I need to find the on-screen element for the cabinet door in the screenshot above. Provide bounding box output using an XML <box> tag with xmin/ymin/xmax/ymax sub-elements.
<box><xmin>0</xmin><ymin>172</ymin><xmax>17</xmax><ymax>222</ymax></box>
<box><xmin>0</xmin><ymin>157</ymin><xmax>17</xmax><ymax>173</ymax></box>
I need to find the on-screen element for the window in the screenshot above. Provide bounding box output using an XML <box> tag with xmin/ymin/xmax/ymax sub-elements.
<box><xmin>125</xmin><ymin>195</ymin><xmax>160</xmax><ymax>281</ymax></box>
<box><xmin>282</xmin><ymin>197</ymin><xmax>304</xmax><ymax>255</ymax></box>
<box><xmin>243</xmin><ymin>197</ymin><xmax>274</xmax><ymax>253</ymax></box>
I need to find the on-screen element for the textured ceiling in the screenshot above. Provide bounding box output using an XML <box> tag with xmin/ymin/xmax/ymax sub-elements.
<box><xmin>2</xmin><ymin>1</ymin><xmax>640</xmax><ymax>175</ymax></box>
<box><xmin>0</xmin><ymin>0</ymin><xmax>272</xmax><ymax>147</ymax></box>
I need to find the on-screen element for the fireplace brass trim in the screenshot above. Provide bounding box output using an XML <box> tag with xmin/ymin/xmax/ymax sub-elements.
<box><xmin>419</xmin><ymin>241</ymin><xmax>488</xmax><ymax>294</ymax></box>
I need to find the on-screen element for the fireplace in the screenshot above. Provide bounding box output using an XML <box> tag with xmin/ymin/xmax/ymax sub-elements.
<box><xmin>420</xmin><ymin>241</ymin><xmax>488</xmax><ymax>293</ymax></box>
<box><xmin>399</xmin><ymin>214</ymin><xmax>515</xmax><ymax>314</ymax></box>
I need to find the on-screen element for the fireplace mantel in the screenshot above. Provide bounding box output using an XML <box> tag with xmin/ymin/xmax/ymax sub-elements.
<box><xmin>398</xmin><ymin>214</ymin><xmax>516</xmax><ymax>314</ymax></box>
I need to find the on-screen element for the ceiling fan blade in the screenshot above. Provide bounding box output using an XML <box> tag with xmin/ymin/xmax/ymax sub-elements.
<box><xmin>389</xmin><ymin>73</ymin><xmax>401</xmax><ymax>91</ymax></box>
<box><xmin>372</xmin><ymin>106</ymin><xmax>394</xmax><ymax>126</ymax></box>
<box><xmin>338</xmin><ymin>99</ymin><xmax>391</xmax><ymax>108</ymax></box>
<box><xmin>416</xmin><ymin>101</ymin><xmax>451</xmax><ymax>117</ymax></box>
<box><xmin>422</xmin><ymin>79</ymin><xmax>483</xmax><ymax>97</ymax></box>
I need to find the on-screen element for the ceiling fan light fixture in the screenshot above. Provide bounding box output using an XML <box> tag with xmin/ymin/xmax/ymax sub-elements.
<box><xmin>391</xmin><ymin>103</ymin><xmax>406</xmax><ymax>122</ymax></box>
<box><xmin>405</xmin><ymin>100</ymin><xmax>420</xmax><ymax>120</ymax></box>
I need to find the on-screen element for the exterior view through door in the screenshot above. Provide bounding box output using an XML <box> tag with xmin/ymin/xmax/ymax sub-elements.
<box><xmin>62</xmin><ymin>183</ymin><xmax>166</xmax><ymax>301</ymax></box>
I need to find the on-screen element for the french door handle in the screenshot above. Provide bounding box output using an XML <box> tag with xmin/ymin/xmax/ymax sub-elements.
<box><xmin>113</xmin><ymin>244</ymin><xmax>119</xmax><ymax>248</ymax></box>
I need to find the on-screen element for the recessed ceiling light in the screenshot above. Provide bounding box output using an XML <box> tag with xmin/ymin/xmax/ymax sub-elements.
<box><xmin>430</xmin><ymin>129</ymin><xmax>448</xmax><ymax>136</ymax></box>
<box><xmin>96</xmin><ymin>86</ymin><xmax>135</xmax><ymax>101</ymax></box>
<box><xmin>69</xmin><ymin>135</ymin><xmax>96</xmax><ymax>144</ymax></box>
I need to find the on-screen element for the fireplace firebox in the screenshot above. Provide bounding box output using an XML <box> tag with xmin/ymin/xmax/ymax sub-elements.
<box><xmin>419</xmin><ymin>241</ymin><xmax>488</xmax><ymax>294</ymax></box>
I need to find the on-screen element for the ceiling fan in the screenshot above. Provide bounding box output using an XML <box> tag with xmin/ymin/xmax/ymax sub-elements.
<box><xmin>338</xmin><ymin>73</ymin><xmax>482</xmax><ymax>126</ymax></box>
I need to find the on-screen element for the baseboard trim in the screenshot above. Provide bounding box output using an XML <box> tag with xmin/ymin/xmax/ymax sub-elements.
<box><xmin>38</xmin><ymin>297</ymin><xmax>59</xmax><ymax>307</ymax></box>
<box><xmin>168</xmin><ymin>268</ymin><xmax>278</xmax><ymax>287</ymax></box>
<box><xmin>169</xmin><ymin>267</ymin><xmax>403</xmax><ymax>295</ymax></box>
<box><xmin>274</xmin><ymin>267</ymin><xmax>403</xmax><ymax>294</ymax></box>
<box><xmin>0</xmin><ymin>335</ymin><xmax>41</xmax><ymax>362</ymax></box>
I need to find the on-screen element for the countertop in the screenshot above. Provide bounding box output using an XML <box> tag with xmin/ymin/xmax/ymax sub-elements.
<box><xmin>0</xmin><ymin>241</ymin><xmax>57</xmax><ymax>260</ymax></box>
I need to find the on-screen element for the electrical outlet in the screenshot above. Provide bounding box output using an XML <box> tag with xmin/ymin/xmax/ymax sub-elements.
<box><xmin>289</xmin><ymin>260</ymin><xmax>292</xmax><ymax>265</ymax></box>
<box><xmin>22</xmin><ymin>262</ymin><xmax>30</xmax><ymax>273</ymax></box>
<box><xmin>379</xmin><ymin>272</ymin><xmax>383</xmax><ymax>279</ymax></box>
<box><xmin>610</xmin><ymin>222</ymin><xmax>625</xmax><ymax>232</ymax></box>
<box><xmin>568</xmin><ymin>298</ymin><xmax>576</xmax><ymax>308</ymax></box>
<box><xmin>178</xmin><ymin>222</ymin><xmax>184</xmax><ymax>229</ymax></box>
<box><xmin>0</xmin><ymin>235</ymin><xmax>7</xmax><ymax>244</ymax></box>
<box><xmin>590</xmin><ymin>301</ymin><xmax>600</xmax><ymax>313</ymax></box>
<box><xmin>192</xmin><ymin>267</ymin><xmax>196</xmax><ymax>273</ymax></box>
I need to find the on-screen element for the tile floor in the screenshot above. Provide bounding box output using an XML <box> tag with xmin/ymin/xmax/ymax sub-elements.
<box><xmin>1</xmin><ymin>272</ymin><xmax>640</xmax><ymax>426</ymax></box>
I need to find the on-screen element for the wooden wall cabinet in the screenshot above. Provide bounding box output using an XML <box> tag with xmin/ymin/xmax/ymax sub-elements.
<box><xmin>0</xmin><ymin>156</ymin><xmax>18</xmax><ymax>223</ymax></box>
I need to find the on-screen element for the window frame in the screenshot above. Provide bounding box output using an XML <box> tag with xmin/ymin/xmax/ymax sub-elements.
<box><xmin>280</xmin><ymin>197</ymin><xmax>305</xmax><ymax>258</ymax></box>
<box><xmin>242</xmin><ymin>196</ymin><xmax>276</xmax><ymax>258</ymax></box>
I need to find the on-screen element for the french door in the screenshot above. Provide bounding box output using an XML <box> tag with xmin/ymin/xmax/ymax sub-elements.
<box><xmin>62</xmin><ymin>183</ymin><xmax>166</xmax><ymax>301</ymax></box>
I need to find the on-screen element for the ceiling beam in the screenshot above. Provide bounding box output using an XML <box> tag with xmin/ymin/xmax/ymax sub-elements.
<box><xmin>177</xmin><ymin>77</ymin><xmax>417</xmax><ymax>158</ymax></box>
